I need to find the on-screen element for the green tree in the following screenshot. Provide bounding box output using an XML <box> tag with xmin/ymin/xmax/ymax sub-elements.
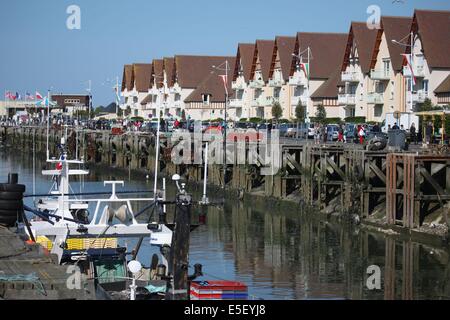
<box><xmin>271</xmin><ymin>101</ymin><xmax>283</xmax><ymax>121</ymax></box>
<box><xmin>315</xmin><ymin>104</ymin><xmax>327</xmax><ymax>124</ymax></box>
<box><xmin>295</xmin><ymin>101</ymin><xmax>306</xmax><ymax>123</ymax></box>
<box><xmin>415</xmin><ymin>98</ymin><xmax>434</xmax><ymax>112</ymax></box>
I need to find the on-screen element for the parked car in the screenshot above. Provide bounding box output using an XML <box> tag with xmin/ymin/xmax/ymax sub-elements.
<box><xmin>327</xmin><ymin>124</ymin><xmax>340</xmax><ymax>141</ymax></box>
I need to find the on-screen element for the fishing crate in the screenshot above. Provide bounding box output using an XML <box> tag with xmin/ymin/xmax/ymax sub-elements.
<box><xmin>36</xmin><ymin>236</ymin><xmax>118</xmax><ymax>250</ymax></box>
<box><xmin>190</xmin><ymin>281</ymin><xmax>248</xmax><ymax>300</ymax></box>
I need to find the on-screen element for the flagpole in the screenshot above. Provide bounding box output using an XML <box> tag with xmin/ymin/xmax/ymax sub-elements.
<box><xmin>46</xmin><ymin>90</ymin><xmax>50</xmax><ymax>160</ymax></box>
<box><xmin>410</xmin><ymin>31</ymin><xmax>414</xmax><ymax>113</ymax></box>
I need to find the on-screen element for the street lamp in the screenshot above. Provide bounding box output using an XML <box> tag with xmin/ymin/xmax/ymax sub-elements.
<box><xmin>392</xmin><ymin>32</ymin><xmax>414</xmax><ymax>113</ymax></box>
<box><xmin>212</xmin><ymin>60</ymin><xmax>231</xmax><ymax>189</ymax></box>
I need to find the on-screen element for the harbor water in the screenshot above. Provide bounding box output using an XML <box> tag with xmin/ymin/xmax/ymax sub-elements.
<box><xmin>1</xmin><ymin>148</ymin><xmax>450</xmax><ymax>300</ymax></box>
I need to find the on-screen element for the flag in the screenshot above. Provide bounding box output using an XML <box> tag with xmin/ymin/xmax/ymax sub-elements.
<box><xmin>35</xmin><ymin>91</ymin><xmax>43</xmax><ymax>100</ymax></box>
<box><xmin>26</xmin><ymin>92</ymin><xmax>34</xmax><ymax>100</ymax></box>
<box><xmin>219</xmin><ymin>75</ymin><xmax>228</xmax><ymax>95</ymax></box>
<box><xmin>300</xmin><ymin>63</ymin><xmax>309</xmax><ymax>79</ymax></box>
<box><xmin>5</xmin><ymin>91</ymin><xmax>14</xmax><ymax>100</ymax></box>
<box><xmin>401</xmin><ymin>54</ymin><xmax>416</xmax><ymax>86</ymax></box>
<box><xmin>35</xmin><ymin>96</ymin><xmax>56</xmax><ymax>108</ymax></box>
<box><xmin>56</xmin><ymin>154</ymin><xmax>65</xmax><ymax>171</ymax></box>
<box><xmin>15</xmin><ymin>92</ymin><xmax>21</xmax><ymax>100</ymax></box>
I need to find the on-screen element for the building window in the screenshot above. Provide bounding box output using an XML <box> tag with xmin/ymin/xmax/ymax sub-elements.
<box><xmin>374</xmin><ymin>105</ymin><xmax>383</xmax><ymax>118</ymax></box>
<box><xmin>422</xmin><ymin>80</ymin><xmax>429</xmax><ymax>94</ymax></box>
<box><xmin>274</xmin><ymin>87</ymin><xmax>281</xmax><ymax>98</ymax></box>
<box><xmin>383</xmin><ymin>59</ymin><xmax>390</xmax><ymax>75</ymax></box>
<box><xmin>294</xmin><ymin>86</ymin><xmax>304</xmax><ymax>97</ymax></box>
<box><xmin>202</xmin><ymin>94</ymin><xmax>210</xmax><ymax>105</ymax></box>
<box><xmin>175</xmin><ymin>93</ymin><xmax>181</xmax><ymax>101</ymax></box>
<box><xmin>236</xmin><ymin>90</ymin><xmax>244</xmax><ymax>100</ymax></box>
<box><xmin>254</xmin><ymin>89</ymin><xmax>262</xmax><ymax>99</ymax></box>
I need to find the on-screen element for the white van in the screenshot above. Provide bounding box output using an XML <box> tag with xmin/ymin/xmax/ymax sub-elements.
<box><xmin>382</xmin><ymin>112</ymin><xmax>419</xmax><ymax>133</ymax></box>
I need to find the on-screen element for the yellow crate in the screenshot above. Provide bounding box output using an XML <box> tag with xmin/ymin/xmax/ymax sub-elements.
<box><xmin>36</xmin><ymin>236</ymin><xmax>53</xmax><ymax>250</ymax></box>
<box><xmin>35</xmin><ymin>236</ymin><xmax>118</xmax><ymax>251</ymax></box>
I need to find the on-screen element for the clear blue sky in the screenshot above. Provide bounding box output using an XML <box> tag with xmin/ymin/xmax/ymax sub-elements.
<box><xmin>1</xmin><ymin>0</ymin><xmax>449</xmax><ymax>107</ymax></box>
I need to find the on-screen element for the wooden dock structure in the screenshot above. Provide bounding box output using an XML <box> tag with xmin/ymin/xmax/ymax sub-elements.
<box><xmin>2</xmin><ymin>126</ymin><xmax>450</xmax><ymax>238</ymax></box>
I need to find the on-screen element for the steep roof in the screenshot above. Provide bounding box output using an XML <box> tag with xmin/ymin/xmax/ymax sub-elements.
<box><xmin>185</xmin><ymin>58</ymin><xmax>236</xmax><ymax>103</ymax></box>
<box><xmin>140</xmin><ymin>94</ymin><xmax>152</xmax><ymax>105</ymax></box>
<box><xmin>275</xmin><ymin>36</ymin><xmax>296</xmax><ymax>81</ymax></box>
<box><xmin>233</xmin><ymin>43</ymin><xmax>255</xmax><ymax>82</ymax></box>
<box><xmin>413</xmin><ymin>10</ymin><xmax>450</xmax><ymax>68</ymax></box>
<box><xmin>310</xmin><ymin>67</ymin><xmax>343</xmax><ymax>99</ymax></box>
<box><xmin>296</xmin><ymin>32</ymin><xmax>348</xmax><ymax>79</ymax></box>
<box><xmin>121</xmin><ymin>65</ymin><xmax>133</xmax><ymax>91</ymax></box>
<box><xmin>164</xmin><ymin>57</ymin><xmax>175</xmax><ymax>87</ymax></box>
<box><xmin>254</xmin><ymin>40</ymin><xmax>275</xmax><ymax>81</ymax></box>
<box><xmin>381</xmin><ymin>16</ymin><xmax>413</xmax><ymax>72</ymax></box>
<box><xmin>342</xmin><ymin>23</ymin><xmax>379</xmax><ymax>74</ymax></box>
<box><xmin>133</xmin><ymin>63</ymin><xmax>152</xmax><ymax>92</ymax></box>
<box><xmin>435</xmin><ymin>74</ymin><xmax>450</xmax><ymax>94</ymax></box>
<box><xmin>152</xmin><ymin>59</ymin><xmax>164</xmax><ymax>89</ymax></box>
<box><xmin>174</xmin><ymin>55</ymin><xmax>234</xmax><ymax>88</ymax></box>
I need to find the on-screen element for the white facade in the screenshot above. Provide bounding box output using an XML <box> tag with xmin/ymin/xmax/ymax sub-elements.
<box><xmin>409</xmin><ymin>35</ymin><xmax>450</xmax><ymax>109</ymax></box>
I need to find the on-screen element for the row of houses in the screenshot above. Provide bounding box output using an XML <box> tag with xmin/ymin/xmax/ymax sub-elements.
<box><xmin>121</xmin><ymin>9</ymin><xmax>450</xmax><ymax>122</ymax></box>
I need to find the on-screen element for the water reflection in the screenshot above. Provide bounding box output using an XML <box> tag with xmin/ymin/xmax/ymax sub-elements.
<box><xmin>1</xmin><ymin>149</ymin><xmax>450</xmax><ymax>300</ymax></box>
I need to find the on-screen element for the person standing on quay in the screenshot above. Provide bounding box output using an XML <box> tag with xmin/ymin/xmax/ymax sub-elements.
<box><xmin>410</xmin><ymin>123</ymin><xmax>416</xmax><ymax>144</ymax></box>
<box><xmin>358</xmin><ymin>125</ymin><xmax>365</xmax><ymax>145</ymax></box>
<box><xmin>425</xmin><ymin>121</ymin><xmax>433</xmax><ymax>145</ymax></box>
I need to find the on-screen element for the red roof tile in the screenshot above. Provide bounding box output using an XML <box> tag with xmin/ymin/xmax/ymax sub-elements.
<box><xmin>233</xmin><ymin>43</ymin><xmax>255</xmax><ymax>82</ymax></box>
<box><xmin>413</xmin><ymin>10</ymin><xmax>450</xmax><ymax>69</ymax></box>
<box><xmin>275</xmin><ymin>36</ymin><xmax>296</xmax><ymax>81</ymax></box>
<box><xmin>122</xmin><ymin>65</ymin><xmax>133</xmax><ymax>91</ymax></box>
<box><xmin>381</xmin><ymin>16</ymin><xmax>413</xmax><ymax>72</ymax></box>
<box><xmin>296</xmin><ymin>32</ymin><xmax>348</xmax><ymax>79</ymax></box>
<box><xmin>133</xmin><ymin>63</ymin><xmax>152</xmax><ymax>92</ymax></box>
<box><xmin>342</xmin><ymin>23</ymin><xmax>379</xmax><ymax>74</ymax></box>
<box><xmin>185</xmin><ymin>58</ymin><xmax>237</xmax><ymax>103</ymax></box>
<box><xmin>174</xmin><ymin>55</ymin><xmax>235</xmax><ymax>89</ymax></box>
<box><xmin>152</xmin><ymin>59</ymin><xmax>164</xmax><ymax>89</ymax></box>
<box><xmin>254</xmin><ymin>40</ymin><xmax>275</xmax><ymax>81</ymax></box>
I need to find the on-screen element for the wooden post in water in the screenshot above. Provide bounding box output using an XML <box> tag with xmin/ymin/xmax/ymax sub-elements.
<box><xmin>165</xmin><ymin>191</ymin><xmax>193</xmax><ymax>300</ymax></box>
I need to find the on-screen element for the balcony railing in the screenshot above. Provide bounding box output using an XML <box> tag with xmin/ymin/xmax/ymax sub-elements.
<box><xmin>407</xmin><ymin>90</ymin><xmax>428</xmax><ymax>103</ymax></box>
<box><xmin>291</xmin><ymin>95</ymin><xmax>308</xmax><ymax>106</ymax></box>
<box><xmin>268</xmin><ymin>78</ymin><xmax>284</xmax><ymax>87</ymax></box>
<box><xmin>403</xmin><ymin>64</ymin><xmax>426</xmax><ymax>78</ymax></box>
<box><xmin>288</xmin><ymin>74</ymin><xmax>307</xmax><ymax>87</ymax></box>
<box><xmin>232</xmin><ymin>80</ymin><xmax>246</xmax><ymax>90</ymax></box>
<box><xmin>252</xmin><ymin>96</ymin><xmax>273</xmax><ymax>107</ymax></box>
<box><xmin>370</xmin><ymin>69</ymin><xmax>390</xmax><ymax>81</ymax></box>
<box><xmin>367</xmin><ymin>92</ymin><xmax>384</xmax><ymax>104</ymax></box>
<box><xmin>229</xmin><ymin>99</ymin><xmax>243</xmax><ymax>108</ymax></box>
<box><xmin>338</xmin><ymin>94</ymin><xmax>356</xmax><ymax>105</ymax></box>
<box><xmin>341</xmin><ymin>71</ymin><xmax>360</xmax><ymax>83</ymax></box>
<box><xmin>249</xmin><ymin>79</ymin><xmax>265</xmax><ymax>89</ymax></box>
<box><xmin>169</xmin><ymin>87</ymin><xmax>181</xmax><ymax>94</ymax></box>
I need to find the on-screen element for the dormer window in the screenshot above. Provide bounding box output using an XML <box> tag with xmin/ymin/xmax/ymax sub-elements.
<box><xmin>202</xmin><ymin>94</ymin><xmax>211</xmax><ymax>105</ymax></box>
